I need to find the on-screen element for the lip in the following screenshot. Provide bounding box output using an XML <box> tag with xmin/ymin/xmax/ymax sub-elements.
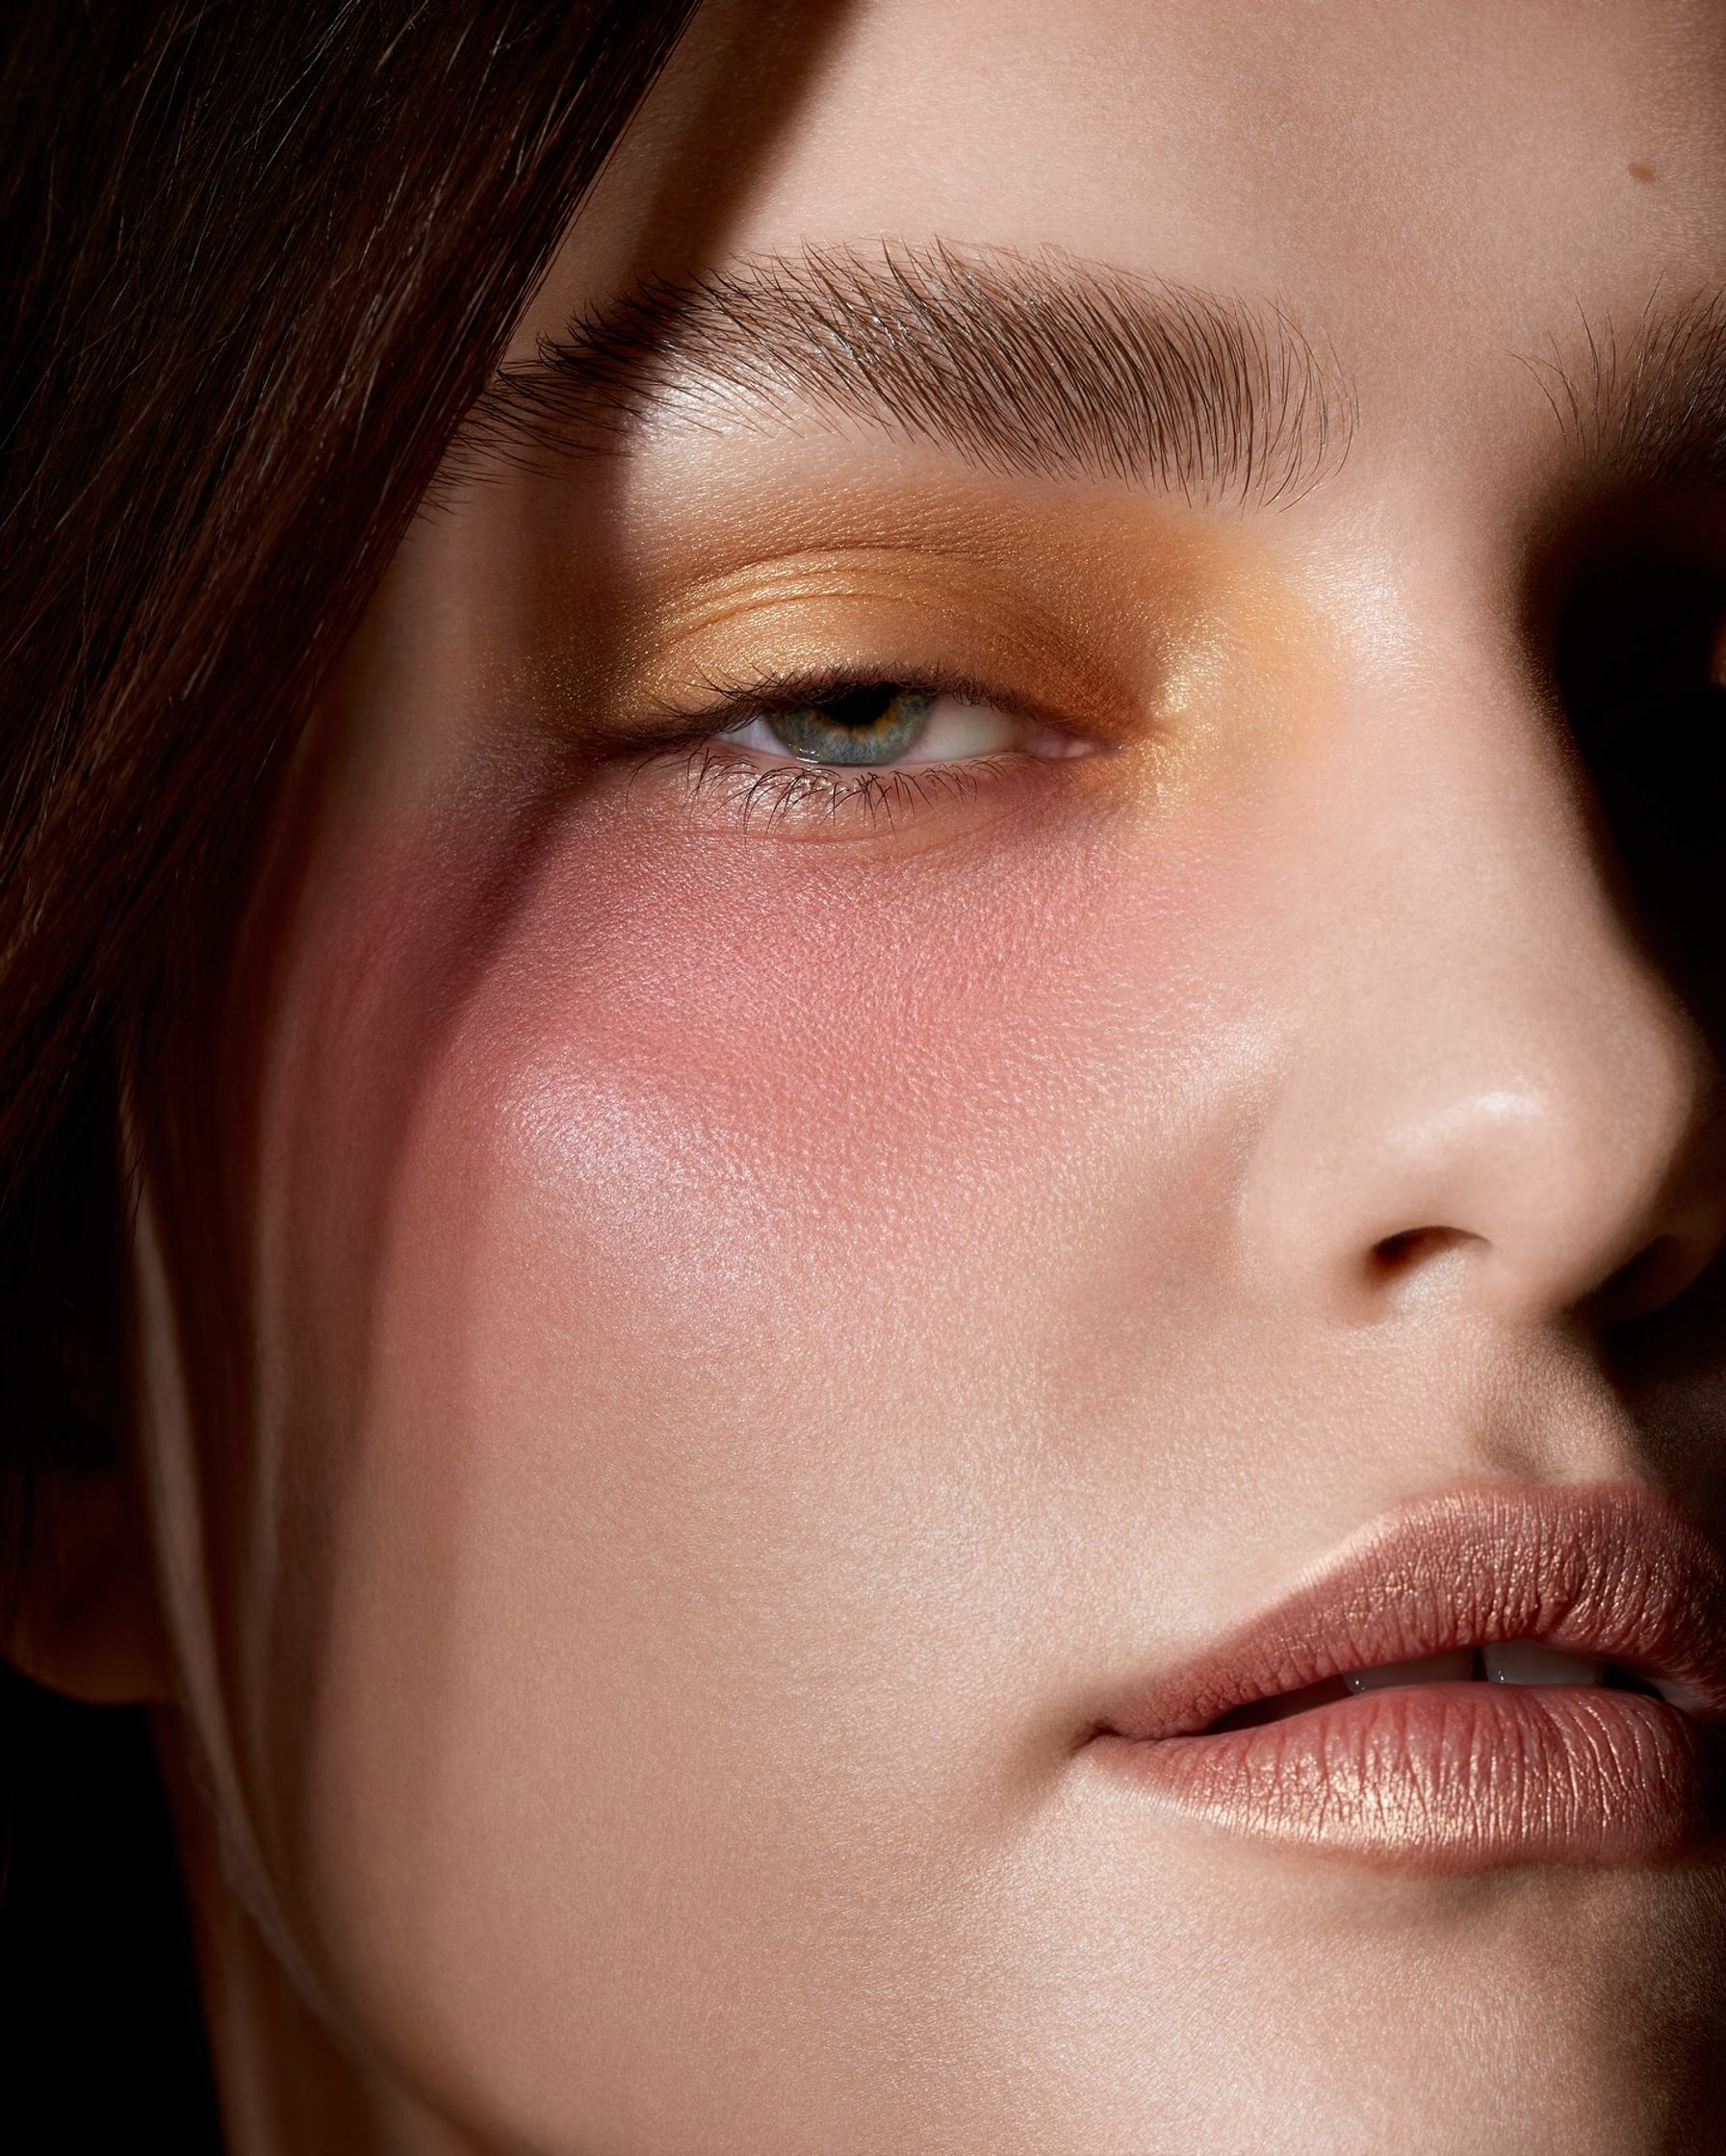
<box><xmin>1089</xmin><ymin>1482</ymin><xmax>1726</xmax><ymax>1871</ymax></box>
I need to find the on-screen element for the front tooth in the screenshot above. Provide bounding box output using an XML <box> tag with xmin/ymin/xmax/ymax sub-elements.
<box><xmin>1481</xmin><ymin>1640</ymin><xmax>1604</xmax><ymax>1686</ymax></box>
<box><xmin>1344</xmin><ymin>1650</ymin><xmax>1473</xmax><ymax>1693</ymax></box>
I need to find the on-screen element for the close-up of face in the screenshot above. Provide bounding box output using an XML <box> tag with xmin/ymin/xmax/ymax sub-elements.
<box><xmin>47</xmin><ymin>1</ymin><xmax>1726</xmax><ymax>2149</ymax></box>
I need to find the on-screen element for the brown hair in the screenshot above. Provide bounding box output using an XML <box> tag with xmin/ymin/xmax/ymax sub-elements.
<box><xmin>0</xmin><ymin>1</ymin><xmax>696</xmax><ymax>2129</ymax></box>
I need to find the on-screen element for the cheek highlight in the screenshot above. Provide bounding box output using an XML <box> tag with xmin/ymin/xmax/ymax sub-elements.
<box><xmin>443</xmin><ymin>789</ymin><xmax>1246</xmax><ymax>1322</ymax></box>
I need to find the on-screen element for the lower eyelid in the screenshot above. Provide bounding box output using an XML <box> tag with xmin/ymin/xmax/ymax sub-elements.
<box><xmin>621</xmin><ymin>732</ymin><xmax>1069</xmax><ymax>847</ymax></box>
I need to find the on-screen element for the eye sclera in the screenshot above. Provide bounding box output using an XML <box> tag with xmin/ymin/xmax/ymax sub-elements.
<box><xmin>716</xmin><ymin>681</ymin><xmax>1103</xmax><ymax>773</ymax></box>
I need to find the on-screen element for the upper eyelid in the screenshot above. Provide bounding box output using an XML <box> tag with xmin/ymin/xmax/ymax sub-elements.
<box><xmin>573</xmin><ymin>532</ymin><xmax>1171</xmax><ymax>746</ymax></box>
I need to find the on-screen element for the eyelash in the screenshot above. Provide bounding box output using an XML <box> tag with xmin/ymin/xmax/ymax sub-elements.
<box><xmin>682</xmin><ymin>737</ymin><xmax>1019</xmax><ymax>836</ymax></box>
<box><xmin>610</xmin><ymin>663</ymin><xmax>1095</xmax><ymax>838</ymax></box>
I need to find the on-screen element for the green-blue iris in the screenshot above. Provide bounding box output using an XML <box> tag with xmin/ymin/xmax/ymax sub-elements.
<box><xmin>764</xmin><ymin>685</ymin><xmax>935</xmax><ymax>766</ymax></box>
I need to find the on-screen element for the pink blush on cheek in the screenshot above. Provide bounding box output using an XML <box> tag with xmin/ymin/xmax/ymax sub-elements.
<box><xmin>247</xmin><ymin>772</ymin><xmax>1271</xmax><ymax>1409</ymax></box>
<box><xmin>491</xmin><ymin>815</ymin><xmax>1172</xmax><ymax>1136</ymax></box>
<box><xmin>405</xmin><ymin>797</ymin><xmax>1263</xmax><ymax>1360</ymax></box>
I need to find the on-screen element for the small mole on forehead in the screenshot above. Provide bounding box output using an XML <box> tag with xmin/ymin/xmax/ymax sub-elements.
<box><xmin>1627</xmin><ymin>161</ymin><xmax>1656</xmax><ymax>184</ymax></box>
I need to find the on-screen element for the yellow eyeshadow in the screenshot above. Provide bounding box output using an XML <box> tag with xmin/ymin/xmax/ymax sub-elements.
<box><xmin>614</xmin><ymin>556</ymin><xmax>1143</xmax><ymax>743</ymax></box>
<box><xmin>518</xmin><ymin>472</ymin><xmax>1338</xmax><ymax>805</ymax></box>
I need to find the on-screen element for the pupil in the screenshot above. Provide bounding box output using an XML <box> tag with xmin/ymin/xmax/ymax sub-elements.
<box><xmin>820</xmin><ymin>682</ymin><xmax>905</xmax><ymax>731</ymax></box>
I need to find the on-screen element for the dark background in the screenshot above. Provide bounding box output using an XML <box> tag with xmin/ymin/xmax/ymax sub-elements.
<box><xmin>0</xmin><ymin>1662</ymin><xmax>222</xmax><ymax>2150</ymax></box>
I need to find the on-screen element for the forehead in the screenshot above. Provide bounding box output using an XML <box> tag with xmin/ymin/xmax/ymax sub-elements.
<box><xmin>521</xmin><ymin>0</ymin><xmax>1726</xmax><ymax>467</ymax></box>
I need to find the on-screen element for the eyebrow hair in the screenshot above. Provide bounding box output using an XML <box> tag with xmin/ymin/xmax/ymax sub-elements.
<box><xmin>448</xmin><ymin>239</ymin><xmax>1356</xmax><ymax>509</ymax></box>
<box><xmin>1523</xmin><ymin>285</ymin><xmax>1726</xmax><ymax>489</ymax></box>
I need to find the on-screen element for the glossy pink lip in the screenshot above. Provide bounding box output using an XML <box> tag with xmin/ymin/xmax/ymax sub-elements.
<box><xmin>1089</xmin><ymin>1483</ymin><xmax>1726</xmax><ymax>1870</ymax></box>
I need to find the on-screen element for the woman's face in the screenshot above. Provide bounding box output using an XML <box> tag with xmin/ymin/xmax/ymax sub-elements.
<box><xmin>135</xmin><ymin>2</ymin><xmax>1726</xmax><ymax>2148</ymax></box>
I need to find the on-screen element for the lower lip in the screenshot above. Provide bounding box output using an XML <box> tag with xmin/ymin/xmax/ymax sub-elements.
<box><xmin>1092</xmin><ymin>1685</ymin><xmax>1723</xmax><ymax>1870</ymax></box>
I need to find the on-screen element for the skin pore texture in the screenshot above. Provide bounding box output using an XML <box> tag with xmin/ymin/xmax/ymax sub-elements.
<box><xmin>61</xmin><ymin>0</ymin><xmax>1726</xmax><ymax>2149</ymax></box>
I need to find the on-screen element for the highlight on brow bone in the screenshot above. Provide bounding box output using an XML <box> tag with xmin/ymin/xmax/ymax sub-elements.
<box><xmin>450</xmin><ymin>240</ymin><xmax>1355</xmax><ymax>509</ymax></box>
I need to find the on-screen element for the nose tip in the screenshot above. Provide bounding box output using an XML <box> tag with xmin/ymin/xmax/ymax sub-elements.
<box><xmin>1352</xmin><ymin>1108</ymin><xmax>1726</xmax><ymax>1325</ymax></box>
<box><xmin>1239</xmin><ymin>823</ymin><xmax>1726</xmax><ymax>1334</ymax></box>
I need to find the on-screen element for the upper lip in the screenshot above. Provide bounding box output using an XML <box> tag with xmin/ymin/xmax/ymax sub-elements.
<box><xmin>1098</xmin><ymin>1481</ymin><xmax>1726</xmax><ymax>1742</ymax></box>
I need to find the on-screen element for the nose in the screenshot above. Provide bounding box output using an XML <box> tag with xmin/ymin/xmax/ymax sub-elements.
<box><xmin>1240</xmin><ymin>634</ymin><xmax>1726</xmax><ymax>1329</ymax></box>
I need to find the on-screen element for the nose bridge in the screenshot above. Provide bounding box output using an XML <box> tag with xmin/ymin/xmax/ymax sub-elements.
<box><xmin>1241</xmin><ymin>625</ymin><xmax>1720</xmax><ymax>1323</ymax></box>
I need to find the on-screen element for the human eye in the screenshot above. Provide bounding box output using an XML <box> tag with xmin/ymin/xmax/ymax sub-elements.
<box><xmin>722</xmin><ymin>676</ymin><xmax>1094</xmax><ymax>770</ymax></box>
<box><xmin>611</xmin><ymin>668</ymin><xmax>1104</xmax><ymax>842</ymax></box>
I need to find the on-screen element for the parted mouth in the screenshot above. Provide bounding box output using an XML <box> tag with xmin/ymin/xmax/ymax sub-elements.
<box><xmin>1203</xmin><ymin>1640</ymin><xmax>1673</xmax><ymax>1732</ymax></box>
<box><xmin>1098</xmin><ymin>1480</ymin><xmax>1726</xmax><ymax>1743</ymax></box>
<box><xmin>1088</xmin><ymin>1481</ymin><xmax>1726</xmax><ymax>1869</ymax></box>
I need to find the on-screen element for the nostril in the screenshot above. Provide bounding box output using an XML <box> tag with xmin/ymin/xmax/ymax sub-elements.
<box><xmin>1370</xmin><ymin>1225</ymin><xmax>1483</xmax><ymax>1280</ymax></box>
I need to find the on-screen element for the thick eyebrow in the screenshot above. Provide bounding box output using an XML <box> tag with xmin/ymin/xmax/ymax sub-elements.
<box><xmin>448</xmin><ymin>240</ymin><xmax>1356</xmax><ymax>509</ymax></box>
<box><xmin>1525</xmin><ymin>286</ymin><xmax>1726</xmax><ymax>489</ymax></box>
